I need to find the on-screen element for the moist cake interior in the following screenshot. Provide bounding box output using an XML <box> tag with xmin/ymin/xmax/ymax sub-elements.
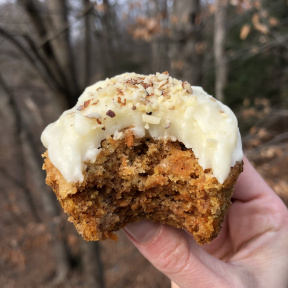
<box><xmin>43</xmin><ymin>131</ymin><xmax>242</xmax><ymax>245</ymax></box>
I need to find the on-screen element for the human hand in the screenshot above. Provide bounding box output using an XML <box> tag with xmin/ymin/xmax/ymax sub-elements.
<box><xmin>124</xmin><ymin>156</ymin><xmax>288</xmax><ymax>287</ymax></box>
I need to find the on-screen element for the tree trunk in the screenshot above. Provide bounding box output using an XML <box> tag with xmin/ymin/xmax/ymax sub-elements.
<box><xmin>81</xmin><ymin>240</ymin><xmax>106</xmax><ymax>288</ymax></box>
<box><xmin>5</xmin><ymin>2</ymin><xmax>106</xmax><ymax>285</ymax></box>
<box><xmin>16</xmin><ymin>0</ymin><xmax>76</xmax><ymax>109</ymax></box>
<box><xmin>45</xmin><ymin>0</ymin><xmax>80</xmax><ymax>105</ymax></box>
<box><xmin>0</xmin><ymin>73</ymin><xmax>41</xmax><ymax>223</ymax></box>
<box><xmin>83</xmin><ymin>0</ymin><xmax>92</xmax><ymax>86</ymax></box>
<box><xmin>150</xmin><ymin>0</ymin><xmax>169</xmax><ymax>72</ymax></box>
<box><xmin>170</xmin><ymin>0</ymin><xmax>203</xmax><ymax>85</ymax></box>
<box><xmin>214</xmin><ymin>0</ymin><xmax>228</xmax><ymax>102</ymax></box>
<box><xmin>99</xmin><ymin>0</ymin><xmax>116</xmax><ymax>76</ymax></box>
<box><xmin>21</xmin><ymin>127</ymin><xmax>70</xmax><ymax>285</ymax></box>
<box><xmin>0</xmin><ymin>73</ymin><xmax>70</xmax><ymax>284</ymax></box>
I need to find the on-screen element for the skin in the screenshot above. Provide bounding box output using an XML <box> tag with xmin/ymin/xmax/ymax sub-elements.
<box><xmin>124</xmin><ymin>156</ymin><xmax>288</xmax><ymax>287</ymax></box>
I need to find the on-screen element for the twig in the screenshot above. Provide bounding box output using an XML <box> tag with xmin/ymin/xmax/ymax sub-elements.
<box><xmin>269</xmin><ymin>31</ymin><xmax>288</xmax><ymax>51</ymax></box>
<box><xmin>253</xmin><ymin>132</ymin><xmax>288</xmax><ymax>151</ymax></box>
<box><xmin>22</xmin><ymin>34</ymin><xmax>67</xmax><ymax>94</ymax></box>
<box><xmin>0</xmin><ymin>26</ymin><xmax>61</xmax><ymax>93</ymax></box>
<box><xmin>0</xmin><ymin>26</ymin><xmax>37</xmax><ymax>66</ymax></box>
<box><xmin>39</xmin><ymin>2</ymin><xmax>95</xmax><ymax>47</ymax></box>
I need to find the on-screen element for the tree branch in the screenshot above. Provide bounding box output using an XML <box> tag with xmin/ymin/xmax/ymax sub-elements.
<box><xmin>0</xmin><ymin>26</ymin><xmax>37</xmax><ymax>66</ymax></box>
<box><xmin>40</xmin><ymin>2</ymin><xmax>95</xmax><ymax>48</ymax></box>
<box><xmin>22</xmin><ymin>34</ymin><xmax>67</xmax><ymax>94</ymax></box>
<box><xmin>0</xmin><ymin>26</ymin><xmax>62</xmax><ymax>94</ymax></box>
<box><xmin>17</xmin><ymin>0</ymin><xmax>74</xmax><ymax>99</ymax></box>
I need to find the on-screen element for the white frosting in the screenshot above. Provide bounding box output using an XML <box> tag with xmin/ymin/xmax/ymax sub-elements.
<box><xmin>41</xmin><ymin>72</ymin><xmax>243</xmax><ymax>184</ymax></box>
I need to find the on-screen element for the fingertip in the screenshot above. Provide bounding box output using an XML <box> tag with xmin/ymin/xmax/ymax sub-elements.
<box><xmin>124</xmin><ymin>220</ymin><xmax>161</xmax><ymax>244</ymax></box>
<box><xmin>126</xmin><ymin>223</ymin><xmax>194</xmax><ymax>274</ymax></box>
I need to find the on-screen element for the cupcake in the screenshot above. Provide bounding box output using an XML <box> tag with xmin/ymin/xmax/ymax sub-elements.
<box><xmin>41</xmin><ymin>72</ymin><xmax>243</xmax><ymax>244</ymax></box>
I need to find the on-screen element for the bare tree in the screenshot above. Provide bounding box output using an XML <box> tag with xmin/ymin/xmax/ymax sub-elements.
<box><xmin>2</xmin><ymin>0</ymin><xmax>94</xmax><ymax>107</ymax></box>
<box><xmin>45</xmin><ymin>0</ymin><xmax>80</xmax><ymax>95</ymax></box>
<box><xmin>83</xmin><ymin>0</ymin><xmax>93</xmax><ymax>86</ymax></box>
<box><xmin>0</xmin><ymin>73</ymin><xmax>41</xmax><ymax>224</ymax></box>
<box><xmin>150</xmin><ymin>0</ymin><xmax>170</xmax><ymax>72</ymax></box>
<box><xmin>214</xmin><ymin>0</ymin><xmax>228</xmax><ymax>102</ymax></box>
<box><xmin>92</xmin><ymin>0</ymin><xmax>118</xmax><ymax>76</ymax></box>
<box><xmin>170</xmin><ymin>0</ymin><xmax>203</xmax><ymax>85</ymax></box>
<box><xmin>0</xmin><ymin>1</ymin><xmax>106</xmax><ymax>286</ymax></box>
<box><xmin>0</xmin><ymin>72</ymin><xmax>70</xmax><ymax>283</ymax></box>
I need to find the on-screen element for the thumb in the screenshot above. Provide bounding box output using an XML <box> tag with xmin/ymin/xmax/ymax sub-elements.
<box><xmin>124</xmin><ymin>221</ymin><xmax>238</xmax><ymax>288</ymax></box>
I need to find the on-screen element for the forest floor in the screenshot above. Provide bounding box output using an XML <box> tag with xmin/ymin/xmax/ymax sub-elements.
<box><xmin>0</xmin><ymin>93</ymin><xmax>287</xmax><ymax>287</ymax></box>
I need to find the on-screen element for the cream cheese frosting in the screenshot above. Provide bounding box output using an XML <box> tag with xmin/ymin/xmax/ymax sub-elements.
<box><xmin>41</xmin><ymin>72</ymin><xmax>243</xmax><ymax>184</ymax></box>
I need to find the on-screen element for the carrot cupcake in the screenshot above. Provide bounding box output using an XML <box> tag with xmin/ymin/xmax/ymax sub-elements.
<box><xmin>41</xmin><ymin>72</ymin><xmax>243</xmax><ymax>244</ymax></box>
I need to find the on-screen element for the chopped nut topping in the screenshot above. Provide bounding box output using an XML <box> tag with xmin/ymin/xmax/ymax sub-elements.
<box><xmin>143</xmin><ymin>83</ymin><xmax>149</xmax><ymax>89</ymax></box>
<box><xmin>159</xmin><ymin>80</ymin><xmax>168</xmax><ymax>89</ymax></box>
<box><xmin>117</xmin><ymin>88</ymin><xmax>124</xmax><ymax>96</ymax></box>
<box><xmin>126</xmin><ymin>83</ymin><xmax>138</xmax><ymax>89</ymax></box>
<box><xmin>182</xmin><ymin>81</ymin><xmax>193</xmax><ymax>94</ymax></box>
<box><xmin>165</xmin><ymin>119</ymin><xmax>171</xmax><ymax>129</ymax></box>
<box><xmin>84</xmin><ymin>100</ymin><xmax>91</xmax><ymax>108</ymax></box>
<box><xmin>146</xmin><ymin>87</ymin><xmax>153</xmax><ymax>95</ymax></box>
<box><xmin>85</xmin><ymin>112</ymin><xmax>102</xmax><ymax>119</ymax></box>
<box><xmin>106</xmin><ymin>110</ymin><xmax>116</xmax><ymax>118</ymax></box>
<box><xmin>142</xmin><ymin>114</ymin><xmax>161</xmax><ymax>125</ymax></box>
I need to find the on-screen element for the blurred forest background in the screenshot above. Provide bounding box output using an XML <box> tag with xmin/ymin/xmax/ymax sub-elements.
<box><xmin>0</xmin><ymin>0</ymin><xmax>287</xmax><ymax>287</ymax></box>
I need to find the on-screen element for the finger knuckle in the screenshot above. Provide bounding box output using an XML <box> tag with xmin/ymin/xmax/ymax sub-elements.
<box><xmin>156</xmin><ymin>237</ymin><xmax>191</xmax><ymax>275</ymax></box>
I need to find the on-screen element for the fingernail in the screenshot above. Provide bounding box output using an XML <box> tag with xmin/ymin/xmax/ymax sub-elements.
<box><xmin>124</xmin><ymin>220</ymin><xmax>161</xmax><ymax>244</ymax></box>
